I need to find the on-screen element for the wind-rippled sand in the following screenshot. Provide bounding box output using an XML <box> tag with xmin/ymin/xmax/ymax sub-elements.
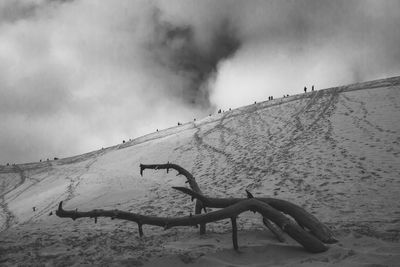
<box><xmin>1</xmin><ymin>77</ymin><xmax>400</xmax><ymax>266</ymax></box>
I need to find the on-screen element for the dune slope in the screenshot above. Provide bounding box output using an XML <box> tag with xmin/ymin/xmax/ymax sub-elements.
<box><xmin>1</xmin><ymin>76</ymin><xmax>400</xmax><ymax>266</ymax></box>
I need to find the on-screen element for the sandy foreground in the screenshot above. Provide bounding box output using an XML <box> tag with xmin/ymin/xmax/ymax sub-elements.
<box><xmin>1</xmin><ymin>76</ymin><xmax>400</xmax><ymax>266</ymax></box>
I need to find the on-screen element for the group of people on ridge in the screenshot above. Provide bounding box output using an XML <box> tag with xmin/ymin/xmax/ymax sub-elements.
<box><xmin>304</xmin><ymin>85</ymin><xmax>315</xmax><ymax>93</ymax></box>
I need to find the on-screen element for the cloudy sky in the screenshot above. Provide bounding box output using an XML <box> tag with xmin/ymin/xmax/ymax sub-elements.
<box><xmin>1</xmin><ymin>0</ymin><xmax>399</xmax><ymax>164</ymax></box>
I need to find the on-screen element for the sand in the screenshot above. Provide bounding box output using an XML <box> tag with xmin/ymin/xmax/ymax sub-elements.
<box><xmin>1</xmin><ymin>76</ymin><xmax>400</xmax><ymax>266</ymax></box>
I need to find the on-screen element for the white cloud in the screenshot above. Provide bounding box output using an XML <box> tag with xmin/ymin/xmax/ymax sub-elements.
<box><xmin>1</xmin><ymin>0</ymin><xmax>399</xmax><ymax>163</ymax></box>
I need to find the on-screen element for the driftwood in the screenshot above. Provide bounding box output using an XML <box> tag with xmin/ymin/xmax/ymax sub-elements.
<box><xmin>55</xmin><ymin>162</ymin><xmax>335</xmax><ymax>253</ymax></box>
<box><xmin>262</xmin><ymin>217</ymin><xmax>286</xmax><ymax>242</ymax></box>
<box><xmin>173</xmin><ymin>187</ymin><xmax>336</xmax><ymax>244</ymax></box>
<box><xmin>140</xmin><ymin>163</ymin><xmax>336</xmax><ymax>244</ymax></box>
<box><xmin>247</xmin><ymin>189</ymin><xmax>286</xmax><ymax>242</ymax></box>
<box><xmin>56</xmin><ymin>197</ymin><xmax>327</xmax><ymax>253</ymax></box>
<box><xmin>140</xmin><ymin>163</ymin><xmax>207</xmax><ymax>234</ymax></box>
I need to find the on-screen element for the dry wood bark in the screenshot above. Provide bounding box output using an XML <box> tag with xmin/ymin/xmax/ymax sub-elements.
<box><xmin>56</xmin><ymin>162</ymin><xmax>335</xmax><ymax>253</ymax></box>
<box><xmin>140</xmin><ymin>163</ymin><xmax>207</xmax><ymax>234</ymax></box>
<box><xmin>246</xmin><ymin>189</ymin><xmax>286</xmax><ymax>242</ymax></box>
<box><xmin>55</xmin><ymin>198</ymin><xmax>328</xmax><ymax>253</ymax></box>
<box><xmin>140</xmin><ymin>163</ymin><xmax>335</xmax><ymax>244</ymax></box>
<box><xmin>173</xmin><ymin>187</ymin><xmax>337</xmax><ymax>244</ymax></box>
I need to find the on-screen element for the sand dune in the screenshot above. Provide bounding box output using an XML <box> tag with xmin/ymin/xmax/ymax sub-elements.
<box><xmin>1</xmin><ymin>76</ymin><xmax>400</xmax><ymax>266</ymax></box>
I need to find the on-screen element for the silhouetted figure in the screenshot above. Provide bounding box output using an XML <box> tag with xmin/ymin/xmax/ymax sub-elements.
<box><xmin>304</xmin><ymin>86</ymin><xmax>307</xmax><ymax>93</ymax></box>
<box><xmin>32</xmin><ymin>207</ymin><xmax>36</xmax><ymax>212</ymax></box>
<box><xmin>54</xmin><ymin>157</ymin><xmax>59</xmax><ymax>160</ymax></box>
<box><xmin>156</xmin><ymin>129</ymin><xmax>159</xmax><ymax>132</ymax></box>
<box><xmin>177</xmin><ymin>122</ymin><xmax>181</xmax><ymax>126</ymax></box>
<box><xmin>40</xmin><ymin>159</ymin><xmax>42</xmax><ymax>162</ymax></box>
<box><xmin>287</xmin><ymin>94</ymin><xmax>289</xmax><ymax>97</ymax></box>
<box><xmin>254</xmin><ymin>101</ymin><xmax>257</xmax><ymax>104</ymax></box>
<box><xmin>312</xmin><ymin>85</ymin><xmax>315</xmax><ymax>91</ymax></box>
<box><xmin>271</xmin><ymin>96</ymin><xmax>273</xmax><ymax>100</ymax></box>
<box><xmin>218</xmin><ymin>109</ymin><xmax>222</xmax><ymax>114</ymax></box>
<box><xmin>122</xmin><ymin>140</ymin><xmax>125</xmax><ymax>143</ymax></box>
<box><xmin>229</xmin><ymin>108</ymin><xmax>231</xmax><ymax>111</ymax></box>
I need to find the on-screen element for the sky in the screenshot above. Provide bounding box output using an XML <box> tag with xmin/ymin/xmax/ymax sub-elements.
<box><xmin>1</xmin><ymin>0</ymin><xmax>400</xmax><ymax>164</ymax></box>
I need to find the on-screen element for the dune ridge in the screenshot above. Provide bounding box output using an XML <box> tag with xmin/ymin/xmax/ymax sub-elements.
<box><xmin>1</xmin><ymin>76</ymin><xmax>400</xmax><ymax>266</ymax></box>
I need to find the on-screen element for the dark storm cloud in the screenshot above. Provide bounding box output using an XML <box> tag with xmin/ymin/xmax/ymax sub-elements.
<box><xmin>1</xmin><ymin>0</ymin><xmax>399</xmax><ymax>163</ymax></box>
<box><xmin>0</xmin><ymin>0</ymin><xmax>40</xmax><ymax>23</ymax></box>
<box><xmin>0</xmin><ymin>0</ymin><xmax>73</xmax><ymax>24</ymax></box>
<box><xmin>199</xmin><ymin>0</ymin><xmax>400</xmax><ymax>108</ymax></box>
<box><xmin>149</xmin><ymin>10</ymin><xmax>241</xmax><ymax>106</ymax></box>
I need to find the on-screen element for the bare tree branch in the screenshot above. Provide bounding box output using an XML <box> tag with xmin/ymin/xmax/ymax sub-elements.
<box><xmin>263</xmin><ymin>217</ymin><xmax>286</xmax><ymax>242</ymax></box>
<box><xmin>172</xmin><ymin>187</ymin><xmax>336</xmax><ymax>244</ymax></box>
<box><xmin>140</xmin><ymin>163</ymin><xmax>207</xmax><ymax>234</ymax></box>
<box><xmin>55</xmin><ymin>199</ymin><xmax>328</xmax><ymax>253</ymax></box>
<box><xmin>231</xmin><ymin>216</ymin><xmax>238</xmax><ymax>250</ymax></box>
<box><xmin>140</xmin><ymin>163</ymin><xmax>202</xmax><ymax>193</ymax></box>
<box><xmin>247</xmin><ymin>188</ymin><xmax>285</xmax><ymax>242</ymax></box>
<box><xmin>139</xmin><ymin>163</ymin><xmax>335</xmax><ymax>243</ymax></box>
